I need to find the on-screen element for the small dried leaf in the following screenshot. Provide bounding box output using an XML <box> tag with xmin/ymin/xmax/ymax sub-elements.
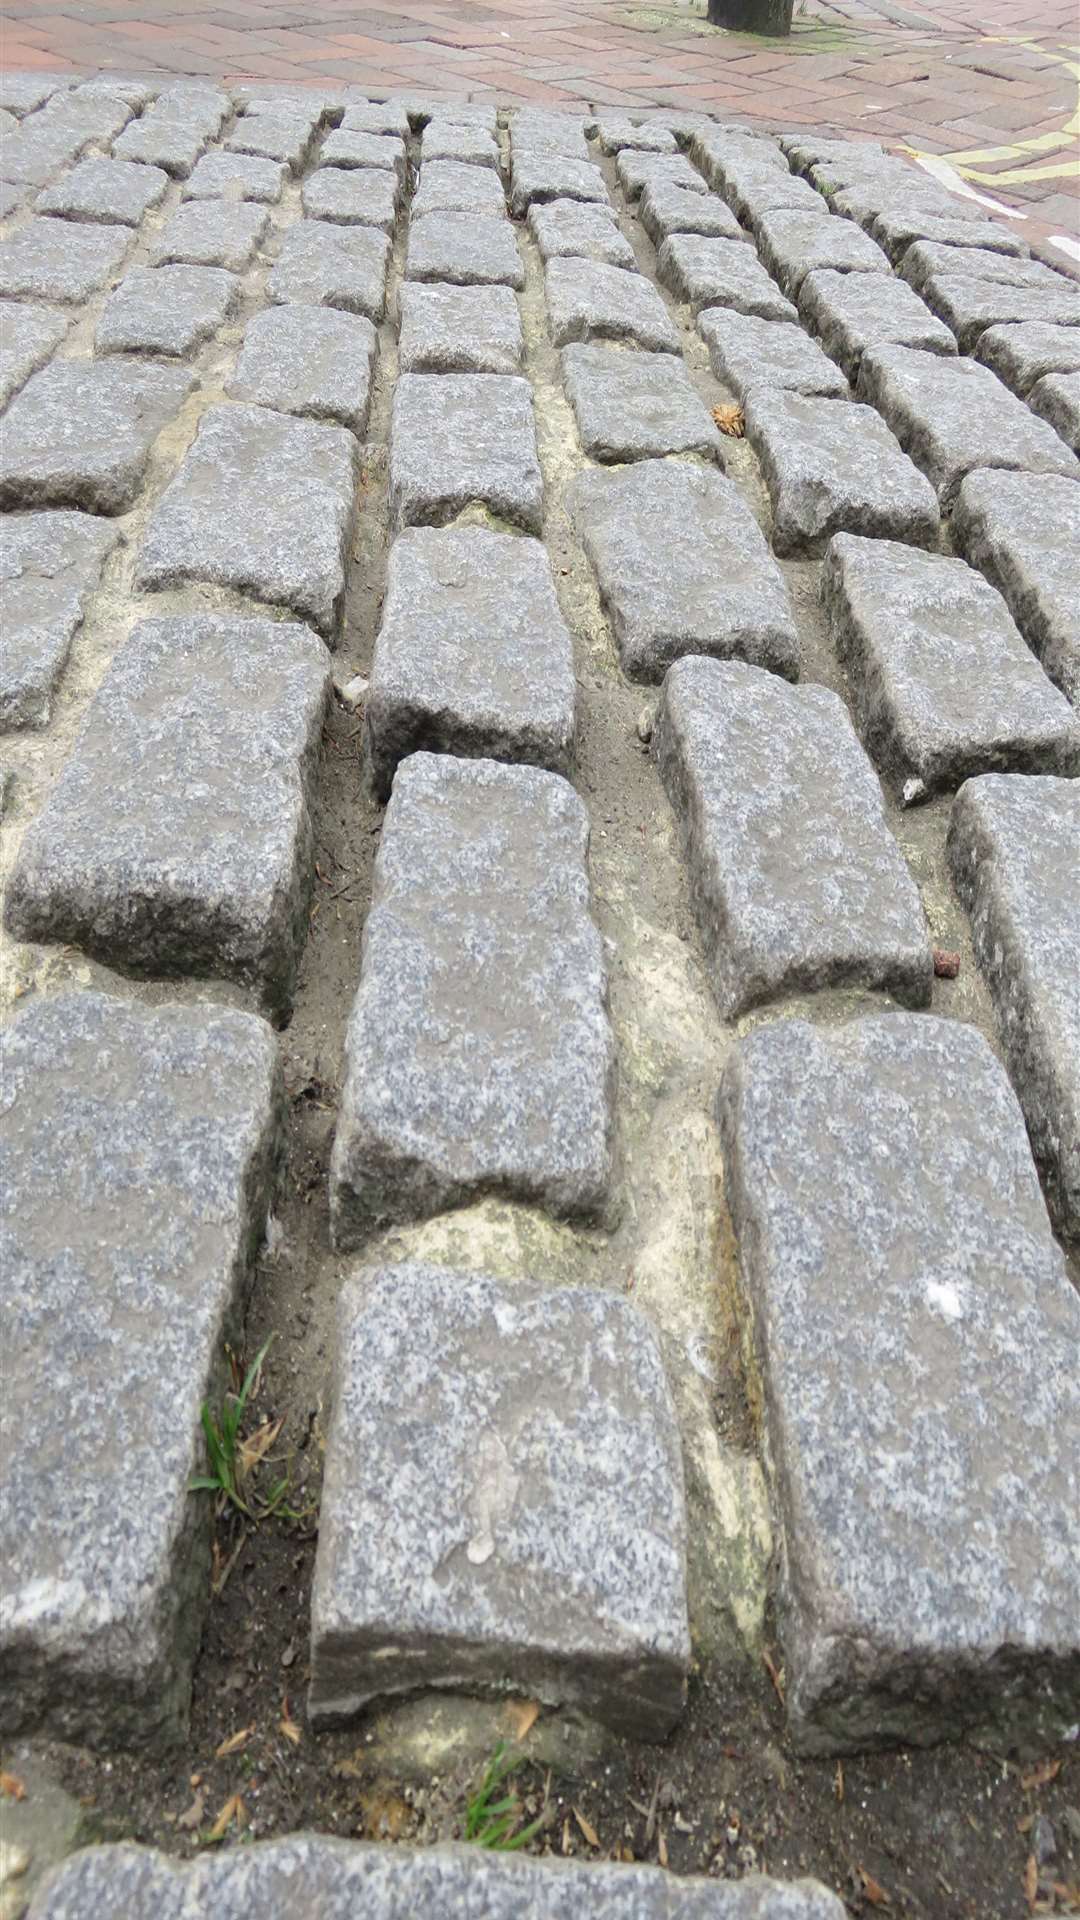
<box><xmin>657</xmin><ymin>1826</ymin><xmax>669</xmax><ymax>1868</ymax></box>
<box><xmin>0</xmin><ymin>1771</ymin><xmax>26</xmax><ymax>1800</ymax></box>
<box><xmin>238</xmin><ymin>1416</ymin><xmax>283</xmax><ymax>1478</ymax></box>
<box><xmin>215</xmin><ymin>1725</ymin><xmax>254</xmax><ymax>1759</ymax></box>
<box><xmin>176</xmin><ymin>1789</ymin><xmax>205</xmax><ymax>1831</ymax></box>
<box><xmin>1020</xmin><ymin>1757</ymin><xmax>1062</xmax><ymax>1791</ymax></box>
<box><xmin>932</xmin><ymin>947</ymin><xmax>961</xmax><ymax>979</ymax></box>
<box><xmin>505</xmin><ymin>1698</ymin><xmax>540</xmax><ymax>1743</ymax></box>
<box><xmin>1023</xmin><ymin>1852</ymin><xmax>1038</xmax><ymax>1910</ymax></box>
<box><xmin>574</xmin><ymin>1806</ymin><xmax>600</xmax><ymax>1849</ymax></box>
<box><xmin>1017</xmin><ymin>1813</ymin><xmax>1035</xmax><ymax>1834</ymax></box>
<box><xmin>279</xmin><ymin>1715</ymin><xmax>302</xmax><ymax>1747</ymax></box>
<box><xmin>712</xmin><ymin>402</ymin><xmax>745</xmax><ymax>438</ymax></box>
<box><xmin>857</xmin><ymin>1866</ymin><xmax>892</xmax><ymax>1908</ymax></box>
<box><xmin>762</xmin><ymin>1649</ymin><xmax>786</xmax><ymax>1704</ymax></box>
<box><xmin>834</xmin><ymin>1761</ymin><xmax>844</xmax><ymax>1804</ymax></box>
<box><xmin>208</xmin><ymin>1793</ymin><xmax>244</xmax><ymax>1842</ymax></box>
<box><xmin>561</xmin><ymin>1816</ymin><xmax>572</xmax><ymax>1856</ymax></box>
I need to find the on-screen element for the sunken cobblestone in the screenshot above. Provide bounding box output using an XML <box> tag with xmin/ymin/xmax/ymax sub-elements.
<box><xmin>561</xmin><ymin>343</ymin><xmax>723</xmax><ymax>462</ymax></box>
<box><xmin>952</xmin><ymin>468</ymin><xmax>1080</xmax><ymax>707</ymax></box>
<box><xmin>527</xmin><ymin>197</ymin><xmax>636</xmax><ymax>268</ymax></box>
<box><xmin>95</xmin><ymin>263</ymin><xmax>238</xmax><ymax>357</ymax></box>
<box><xmin>615</xmin><ymin>150</ymin><xmax>704</xmax><ymax>202</ymax></box>
<box><xmin>365</xmin><ymin>525</ymin><xmax>576</xmax><ymax>797</ymax></box>
<box><xmin>301</xmin><ymin>165</ymin><xmax>398</xmax><ymax>230</ymax></box>
<box><xmin>268</xmin><ymin>219</ymin><xmax>390</xmax><ymax>318</ymax></box>
<box><xmin>6</xmin><ymin>615</ymin><xmax>331</xmax><ymax>1010</ymax></box>
<box><xmin>921</xmin><ymin>274</ymin><xmax>1080</xmax><ymax>353</ymax></box>
<box><xmin>420</xmin><ymin>122</ymin><xmax>499</xmax><ymax>168</ymax></box>
<box><xmin>544</xmin><ymin>256</ymin><xmax>679</xmax><ymax>352</ymax></box>
<box><xmin>975</xmin><ymin>319</ymin><xmax>1080</xmax><ymax>396</ymax></box>
<box><xmin>0</xmin><ymin>991</ymin><xmax>282</xmax><ymax>1747</ymax></box>
<box><xmin>821</xmin><ymin>533</ymin><xmax>1079</xmax><ymax>801</ymax></box>
<box><xmin>412</xmin><ymin>158</ymin><xmax>505</xmax><ymax>219</ymax></box>
<box><xmin>718</xmin><ymin>1013</ymin><xmax>1080</xmax><ymax>1752</ymax></box>
<box><xmin>510</xmin><ymin>149</ymin><xmax>607</xmax><ymax>216</ymax></box>
<box><xmin>227</xmin><ymin>302</ymin><xmax>378</xmax><ymax>433</ymax></box>
<box><xmin>404</xmin><ymin>212</ymin><xmax>524</xmax><ymax>289</ymax></box>
<box><xmin>1029</xmin><ymin>368</ymin><xmax>1080</xmax><ymax>455</ymax></box>
<box><xmin>654</xmin><ymin>656</ymin><xmax>931</xmax><ymax>1017</ymax></box>
<box><xmin>898</xmin><ymin>239</ymin><xmax>1066</xmax><ymax>297</ymax></box>
<box><xmin>658</xmin><ymin>234</ymin><xmax>796</xmax><ymax>320</ymax></box>
<box><xmin>572</xmin><ymin>460</ymin><xmax>798</xmax><ymax>681</ymax></box>
<box><xmin>225</xmin><ymin>110</ymin><xmax>318</xmax><ymax>173</ymax></box>
<box><xmin>320</xmin><ymin>128</ymin><xmax>407</xmax><ymax>184</ymax></box>
<box><xmin>698</xmin><ymin>308</ymin><xmax>847</xmax><ymax>402</ymax></box>
<box><xmin>183</xmin><ymin>150</ymin><xmax>287</xmax><ymax>202</ymax></box>
<box><xmin>755</xmin><ymin>209</ymin><xmax>888</xmax><ymax>301</ymax></box>
<box><xmin>309</xmin><ymin>1264</ymin><xmax>690</xmax><ymax>1735</ymax></box>
<box><xmin>35</xmin><ymin>155</ymin><xmax>168</xmax><ymax>226</ymax></box>
<box><xmin>0</xmin><ymin>510</ymin><xmax>118</xmax><ymax>728</ymax></box>
<box><xmin>0</xmin><ymin>360</ymin><xmax>190</xmax><ymax>513</ymax></box>
<box><xmin>871</xmin><ymin>206</ymin><xmax>1029</xmax><ymax>265</ymax></box>
<box><xmin>948</xmin><ymin>774</ymin><xmax>1080</xmax><ymax>1240</ymax></box>
<box><xmin>330</xmin><ymin>753</ymin><xmax>614</xmax><ymax>1240</ymax></box>
<box><xmin>743</xmin><ymin>388</ymin><xmax>939</xmax><ymax>556</ymax></box>
<box><xmin>397</xmin><ymin>281</ymin><xmax>523</xmax><ymax>374</ymax></box>
<box><xmin>639</xmin><ymin>179</ymin><xmax>747</xmax><ymax>246</ymax></box>
<box><xmin>0</xmin><ymin>216</ymin><xmax>129</xmax><ymax>301</ymax></box>
<box><xmin>389</xmin><ymin>372</ymin><xmax>542</xmax><ymax>533</ymax></box>
<box><xmin>138</xmin><ymin>404</ymin><xmax>358</xmax><ymax>636</ymax></box>
<box><xmin>857</xmin><ymin>344</ymin><xmax>1080</xmax><ymax>505</ymax></box>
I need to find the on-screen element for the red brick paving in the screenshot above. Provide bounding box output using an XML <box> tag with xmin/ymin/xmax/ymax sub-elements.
<box><xmin>1</xmin><ymin>0</ymin><xmax>1077</xmax><ymax>252</ymax></box>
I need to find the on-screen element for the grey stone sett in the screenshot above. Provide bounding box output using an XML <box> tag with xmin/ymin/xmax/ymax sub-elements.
<box><xmin>0</xmin><ymin>108</ymin><xmax>18</xmax><ymax>135</ymax></box>
<box><xmin>340</xmin><ymin>102</ymin><xmax>410</xmax><ymax>137</ymax></box>
<box><xmin>899</xmin><ymin>238</ymin><xmax>1067</xmax><ymax>297</ymax></box>
<box><xmin>0</xmin><ymin>360</ymin><xmax>190</xmax><ymax>514</ymax></box>
<box><xmin>0</xmin><ymin>301</ymin><xmax>68</xmax><ymax>408</ymax></box>
<box><xmin>225</xmin><ymin>111</ymin><xmax>317</xmax><ymax>173</ymax></box>
<box><xmin>512</xmin><ymin>110</ymin><xmax>589</xmax><ymax>160</ymax></box>
<box><xmin>301</xmin><ymin>166</ymin><xmax>398</xmax><ymax>230</ymax></box>
<box><xmin>241</xmin><ymin>96</ymin><xmax>322</xmax><ymax>136</ymax></box>
<box><xmin>658</xmin><ymin>233</ymin><xmax>796</xmax><ymax>320</ymax></box>
<box><xmin>510</xmin><ymin>149</ymin><xmax>608</xmax><ymax>217</ymax></box>
<box><xmin>319</xmin><ymin>129</ymin><xmax>406</xmax><ymax>185</ymax></box>
<box><xmin>227</xmin><ymin>302</ymin><xmax>377</xmax><ymax>433</ymax></box>
<box><xmin>26</xmin><ymin>1835</ymin><xmax>846</xmax><ymax>1920</ymax></box>
<box><xmin>781</xmin><ymin>133</ymin><xmax>885</xmax><ymax>173</ymax></box>
<box><xmin>404</xmin><ymin>211</ymin><xmax>524</xmax><ymax>290</ymax></box>
<box><xmin>655</xmin><ymin>657</ymin><xmax>930</xmax><ymax>1018</ymax></box>
<box><xmin>112</xmin><ymin>115</ymin><xmax>209</xmax><ymax>180</ymax></box>
<box><xmin>420</xmin><ymin>122</ymin><xmax>499</xmax><ymax>168</ymax></box>
<box><xmin>561</xmin><ymin>342</ymin><xmax>723</xmax><ymax>463</ymax></box>
<box><xmin>755</xmin><ymin>208</ymin><xmax>886</xmax><ymax>301</ymax></box>
<box><xmin>148</xmin><ymin>84</ymin><xmax>229</xmax><ymax>136</ymax></box>
<box><xmin>856</xmin><ymin>344</ymin><xmax>1080</xmax><ymax>506</ymax></box>
<box><xmin>31</xmin><ymin>91</ymin><xmax>131</xmax><ymax>145</ymax></box>
<box><xmin>639</xmin><ymin>180</ymin><xmax>747</xmax><ymax>247</ymax></box>
<box><xmin>310</xmin><ymin>1264</ymin><xmax>688</xmax><ymax>1735</ymax></box>
<box><xmin>527</xmin><ymin>197</ymin><xmax>636</xmax><ymax>269</ymax></box>
<box><xmin>412</xmin><ymin>158</ymin><xmax>506</xmax><ymax>220</ymax></box>
<box><xmin>425</xmin><ymin>104</ymin><xmax>500</xmax><ymax>137</ymax></box>
<box><xmin>829</xmin><ymin>177</ymin><xmax>970</xmax><ymax>234</ymax></box>
<box><xmin>614</xmin><ymin>150</ymin><xmax>704</xmax><ymax>202</ymax></box>
<box><xmin>872</xmin><ymin>206</ymin><xmax>1029</xmax><ymax>266</ymax></box>
<box><xmin>922</xmin><ymin>274</ymin><xmax>1080</xmax><ymax>353</ymax></box>
<box><xmin>0</xmin><ymin>511</ymin><xmax>118</xmax><ymax>729</ymax></box>
<box><xmin>148</xmin><ymin>200</ymin><xmax>269</xmax><ymax>272</ymax></box>
<box><xmin>717</xmin><ymin>1013</ymin><xmax>1080</xmax><ymax>1753</ymax></box>
<box><xmin>0</xmin><ymin>179</ymin><xmax>24</xmax><ymax>217</ymax></box>
<box><xmin>95</xmin><ymin>263</ymin><xmax>238</xmax><ymax>357</ymax></box>
<box><xmin>389</xmin><ymin>372</ymin><xmax>542</xmax><ymax>534</ymax></box>
<box><xmin>138</xmin><ymin>403</ymin><xmax>358</xmax><ymax>637</ymax></box>
<box><xmin>821</xmin><ymin>533</ymin><xmax>1080</xmax><ymax>802</ymax></box>
<box><xmin>723</xmin><ymin>169</ymin><xmax>826</xmax><ymax>232</ymax></box>
<box><xmin>5</xmin><ymin>615</ymin><xmax>330</xmax><ymax>1011</ymax></box>
<box><xmin>698</xmin><ymin>308</ymin><xmax>847</xmax><ymax>403</ymax></box>
<box><xmin>365</xmin><ymin>525</ymin><xmax>575</xmax><ymax>797</ymax></box>
<box><xmin>183</xmin><ymin>151</ymin><xmax>287</xmax><ymax>203</ymax></box>
<box><xmin>545</xmin><ymin>255</ymin><xmax>679</xmax><ymax>352</ymax></box>
<box><xmin>0</xmin><ymin>74</ymin><xmax>72</xmax><ymax>117</ymax></box>
<box><xmin>0</xmin><ymin>125</ymin><xmax>93</xmax><ymax>192</ymax></box>
<box><xmin>397</xmin><ymin>281</ymin><xmax>523</xmax><ymax>375</ymax></box>
<box><xmin>0</xmin><ymin>992</ymin><xmax>282</xmax><ymax>1748</ymax></box>
<box><xmin>975</xmin><ymin>320</ymin><xmax>1080</xmax><ymax>397</ymax></box>
<box><xmin>952</xmin><ymin>468</ymin><xmax>1080</xmax><ymax>708</ymax></box>
<box><xmin>691</xmin><ymin>129</ymin><xmax>789</xmax><ymax>187</ymax></box>
<box><xmin>948</xmin><ymin>774</ymin><xmax>1080</xmax><ymax>1241</ymax></box>
<box><xmin>797</xmin><ymin>266</ymin><xmax>955</xmax><ymax>381</ymax></box>
<box><xmin>330</xmin><ymin>753</ymin><xmax>614</xmax><ymax>1240</ymax></box>
<box><xmin>268</xmin><ymin>219</ymin><xmax>390</xmax><ymax>318</ymax></box>
<box><xmin>35</xmin><ymin>154</ymin><xmax>168</xmax><ymax>226</ymax></box>
<box><xmin>573</xmin><ymin>461</ymin><xmax>798</xmax><ymax>682</ymax></box>
<box><xmin>743</xmin><ymin>387</ymin><xmax>939</xmax><ymax>557</ymax></box>
<box><xmin>596</xmin><ymin>117</ymin><xmax>677</xmax><ymax>155</ymax></box>
<box><xmin>1029</xmin><ymin>368</ymin><xmax>1080</xmax><ymax>455</ymax></box>
<box><xmin>0</xmin><ymin>216</ymin><xmax>129</xmax><ymax>300</ymax></box>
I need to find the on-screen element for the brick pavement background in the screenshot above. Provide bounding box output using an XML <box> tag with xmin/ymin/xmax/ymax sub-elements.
<box><xmin>1</xmin><ymin>0</ymin><xmax>1077</xmax><ymax>251</ymax></box>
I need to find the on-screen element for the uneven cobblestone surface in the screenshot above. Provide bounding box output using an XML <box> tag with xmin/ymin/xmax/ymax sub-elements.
<box><xmin>2</xmin><ymin>78</ymin><xmax>1079</xmax><ymax>1920</ymax></box>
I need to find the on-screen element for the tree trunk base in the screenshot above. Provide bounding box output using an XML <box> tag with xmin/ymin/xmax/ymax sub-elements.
<box><xmin>707</xmin><ymin>0</ymin><xmax>794</xmax><ymax>34</ymax></box>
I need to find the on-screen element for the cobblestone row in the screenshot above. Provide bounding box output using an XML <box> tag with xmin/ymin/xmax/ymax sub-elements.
<box><xmin>1</xmin><ymin>78</ymin><xmax>1079</xmax><ymax>1911</ymax></box>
